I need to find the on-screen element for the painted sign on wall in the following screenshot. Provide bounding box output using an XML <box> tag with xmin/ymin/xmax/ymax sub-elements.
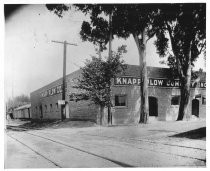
<box><xmin>114</xmin><ymin>77</ymin><xmax>141</xmax><ymax>86</ymax></box>
<box><xmin>114</xmin><ymin>77</ymin><xmax>206</xmax><ymax>88</ymax></box>
<box><xmin>40</xmin><ymin>83</ymin><xmax>67</xmax><ymax>98</ymax></box>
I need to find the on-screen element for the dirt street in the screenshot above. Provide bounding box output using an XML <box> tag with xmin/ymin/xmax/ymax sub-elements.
<box><xmin>5</xmin><ymin>119</ymin><xmax>206</xmax><ymax>168</ymax></box>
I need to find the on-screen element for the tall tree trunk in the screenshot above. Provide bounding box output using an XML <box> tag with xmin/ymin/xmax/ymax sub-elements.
<box><xmin>177</xmin><ymin>42</ymin><xmax>192</xmax><ymax>121</ymax></box>
<box><xmin>107</xmin><ymin>86</ymin><xmax>112</xmax><ymax>125</ymax></box>
<box><xmin>107</xmin><ymin>105</ymin><xmax>111</xmax><ymax>125</ymax></box>
<box><xmin>133</xmin><ymin>28</ymin><xmax>149</xmax><ymax>124</ymax></box>
<box><xmin>177</xmin><ymin>73</ymin><xmax>191</xmax><ymax>120</ymax></box>
<box><xmin>99</xmin><ymin>105</ymin><xmax>105</xmax><ymax>125</ymax></box>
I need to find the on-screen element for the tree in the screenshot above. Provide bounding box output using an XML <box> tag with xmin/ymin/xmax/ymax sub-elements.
<box><xmin>46</xmin><ymin>4</ymin><xmax>113</xmax><ymax>123</ymax></box>
<box><xmin>49</xmin><ymin>4</ymin><xmax>205</xmax><ymax>123</ymax></box>
<box><xmin>46</xmin><ymin>4</ymin><xmax>70</xmax><ymax>17</ymax></box>
<box><xmin>149</xmin><ymin>3</ymin><xmax>206</xmax><ymax>120</ymax></box>
<box><xmin>7</xmin><ymin>94</ymin><xmax>30</xmax><ymax>109</ymax></box>
<box><xmin>70</xmin><ymin>46</ymin><xmax>126</xmax><ymax>125</ymax></box>
<box><xmin>191</xmin><ymin>68</ymin><xmax>205</xmax><ymax>85</ymax></box>
<box><xmin>73</xmin><ymin>4</ymin><xmax>160</xmax><ymax>124</ymax></box>
<box><xmin>46</xmin><ymin>4</ymin><xmax>156</xmax><ymax>123</ymax></box>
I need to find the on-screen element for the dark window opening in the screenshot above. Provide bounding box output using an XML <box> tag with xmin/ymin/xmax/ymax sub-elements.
<box><xmin>149</xmin><ymin>96</ymin><xmax>158</xmax><ymax>117</ymax></box>
<box><xmin>50</xmin><ymin>104</ymin><xmax>53</xmax><ymax>111</ymax></box>
<box><xmin>171</xmin><ymin>96</ymin><xmax>180</xmax><ymax>105</ymax></box>
<box><xmin>192</xmin><ymin>99</ymin><xmax>199</xmax><ymax>117</ymax></box>
<box><xmin>202</xmin><ymin>97</ymin><xmax>206</xmax><ymax>105</ymax></box>
<box><xmin>45</xmin><ymin>105</ymin><xmax>47</xmax><ymax>112</ymax></box>
<box><xmin>115</xmin><ymin>95</ymin><xmax>126</xmax><ymax>106</ymax></box>
<box><xmin>39</xmin><ymin>105</ymin><xmax>43</xmax><ymax>118</ymax></box>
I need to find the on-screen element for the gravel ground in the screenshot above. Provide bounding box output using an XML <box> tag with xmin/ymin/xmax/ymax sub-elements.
<box><xmin>5</xmin><ymin>119</ymin><xmax>206</xmax><ymax>168</ymax></box>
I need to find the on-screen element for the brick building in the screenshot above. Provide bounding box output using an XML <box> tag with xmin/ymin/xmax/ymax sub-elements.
<box><xmin>30</xmin><ymin>65</ymin><xmax>206</xmax><ymax>125</ymax></box>
<box><xmin>13</xmin><ymin>104</ymin><xmax>31</xmax><ymax>119</ymax></box>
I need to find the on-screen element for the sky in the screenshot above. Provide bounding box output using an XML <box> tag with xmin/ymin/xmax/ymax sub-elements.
<box><xmin>4</xmin><ymin>4</ymin><xmax>206</xmax><ymax>101</ymax></box>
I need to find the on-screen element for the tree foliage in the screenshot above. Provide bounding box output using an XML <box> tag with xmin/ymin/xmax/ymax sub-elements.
<box><xmin>46</xmin><ymin>4</ymin><xmax>160</xmax><ymax>123</ymax></box>
<box><xmin>7</xmin><ymin>94</ymin><xmax>30</xmax><ymax>109</ymax></box>
<box><xmin>191</xmin><ymin>68</ymin><xmax>205</xmax><ymax>81</ymax></box>
<box><xmin>151</xmin><ymin>3</ymin><xmax>206</xmax><ymax>72</ymax></box>
<box><xmin>74</xmin><ymin>4</ymin><xmax>160</xmax><ymax>124</ymax></box>
<box><xmin>45</xmin><ymin>4</ymin><xmax>206</xmax><ymax>121</ymax></box>
<box><xmin>74</xmin><ymin>4</ymin><xmax>158</xmax><ymax>49</ymax></box>
<box><xmin>149</xmin><ymin>3</ymin><xmax>206</xmax><ymax>120</ymax></box>
<box><xmin>46</xmin><ymin>4</ymin><xmax>70</xmax><ymax>17</ymax></box>
<box><xmin>70</xmin><ymin>46</ymin><xmax>126</xmax><ymax>108</ymax></box>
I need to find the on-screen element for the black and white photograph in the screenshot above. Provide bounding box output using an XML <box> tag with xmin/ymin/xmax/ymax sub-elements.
<box><xmin>3</xmin><ymin>1</ymin><xmax>207</xmax><ymax>168</ymax></box>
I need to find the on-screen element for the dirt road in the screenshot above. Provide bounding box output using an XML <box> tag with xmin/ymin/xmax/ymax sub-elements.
<box><xmin>5</xmin><ymin>120</ymin><xmax>206</xmax><ymax>168</ymax></box>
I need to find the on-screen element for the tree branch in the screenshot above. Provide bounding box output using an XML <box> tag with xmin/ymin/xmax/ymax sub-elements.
<box><xmin>191</xmin><ymin>77</ymin><xmax>200</xmax><ymax>86</ymax></box>
<box><xmin>132</xmin><ymin>32</ymin><xmax>143</xmax><ymax>72</ymax></box>
<box><xmin>198</xmin><ymin>40</ymin><xmax>206</xmax><ymax>55</ymax></box>
<box><xmin>165</xmin><ymin>21</ymin><xmax>184</xmax><ymax>78</ymax></box>
<box><xmin>146</xmin><ymin>36</ymin><xmax>152</xmax><ymax>43</ymax></box>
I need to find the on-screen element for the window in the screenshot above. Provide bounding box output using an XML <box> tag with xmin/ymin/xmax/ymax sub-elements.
<box><xmin>115</xmin><ymin>95</ymin><xmax>127</xmax><ymax>106</ymax></box>
<box><xmin>202</xmin><ymin>97</ymin><xmax>206</xmax><ymax>105</ymax></box>
<box><xmin>45</xmin><ymin>105</ymin><xmax>47</xmax><ymax>112</ymax></box>
<box><xmin>50</xmin><ymin>104</ymin><xmax>53</xmax><ymax>111</ymax></box>
<box><xmin>171</xmin><ymin>96</ymin><xmax>180</xmax><ymax>105</ymax></box>
<box><xmin>56</xmin><ymin>103</ymin><xmax>58</xmax><ymax>110</ymax></box>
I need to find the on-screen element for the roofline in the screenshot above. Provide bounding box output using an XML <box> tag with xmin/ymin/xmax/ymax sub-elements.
<box><xmin>30</xmin><ymin>65</ymin><xmax>206</xmax><ymax>95</ymax></box>
<box><xmin>14</xmin><ymin>104</ymin><xmax>31</xmax><ymax>110</ymax></box>
<box><xmin>30</xmin><ymin>69</ymin><xmax>81</xmax><ymax>95</ymax></box>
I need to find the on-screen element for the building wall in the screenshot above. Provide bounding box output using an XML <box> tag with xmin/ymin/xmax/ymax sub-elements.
<box><xmin>66</xmin><ymin>70</ymin><xmax>99</xmax><ymax>121</ymax></box>
<box><xmin>111</xmin><ymin>85</ymin><xmax>140</xmax><ymax>125</ymax></box>
<box><xmin>40</xmin><ymin>93</ymin><xmax>63</xmax><ymax>119</ymax></box>
<box><xmin>68</xmin><ymin>100</ymin><xmax>98</xmax><ymax>121</ymax></box>
<box><xmin>110</xmin><ymin>85</ymin><xmax>178</xmax><ymax>124</ymax></box>
<box><xmin>111</xmin><ymin>85</ymin><xmax>206</xmax><ymax>124</ymax></box>
<box><xmin>13</xmin><ymin>108</ymin><xmax>31</xmax><ymax>119</ymax></box>
<box><xmin>189</xmin><ymin>88</ymin><xmax>206</xmax><ymax>118</ymax></box>
<box><xmin>30</xmin><ymin>70</ymin><xmax>98</xmax><ymax>121</ymax></box>
<box><xmin>30</xmin><ymin>67</ymin><xmax>206</xmax><ymax>124</ymax></box>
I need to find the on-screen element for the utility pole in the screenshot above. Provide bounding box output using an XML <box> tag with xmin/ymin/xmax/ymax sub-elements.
<box><xmin>108</xmin><ymin>11</ymin><xmax>113</xmax><ymax>125</ymax></box>
<box><xmin>52</xmin><ymin>40</ymin><xmax>77</xmax><ymax>121</ymax></box>
<box><xmin>108</xmin><ymin>11</ymin><xmax>113</xmax><ymax>59</ymax></box>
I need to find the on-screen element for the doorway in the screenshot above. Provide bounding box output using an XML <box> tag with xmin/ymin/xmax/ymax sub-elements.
<box><xmin>149</xmin><ymin>96</ymin><xmax>158</xmax><ymax>117</ymax></box>
<box><xmin>192</xmin><ymin>99</ymin><xmax>199</xmax><ymax>117</ymax></box>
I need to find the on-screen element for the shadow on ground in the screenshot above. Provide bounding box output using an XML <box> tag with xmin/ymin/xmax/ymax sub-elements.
<box><xmin>170</xmin><ymin>127</ymin><xmax>206</xmax><ymax>140</ymax></box>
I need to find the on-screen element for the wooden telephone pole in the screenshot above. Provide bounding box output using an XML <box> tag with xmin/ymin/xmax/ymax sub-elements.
<box><xmin>108</xmin><ymin>11</ymin><xmax>113</xmax><ymax>125</ymax></box>
<box><xmin>52</xmin><ymin>40</ymin><xmax>77</xmax><ymax>121</ymax></box>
